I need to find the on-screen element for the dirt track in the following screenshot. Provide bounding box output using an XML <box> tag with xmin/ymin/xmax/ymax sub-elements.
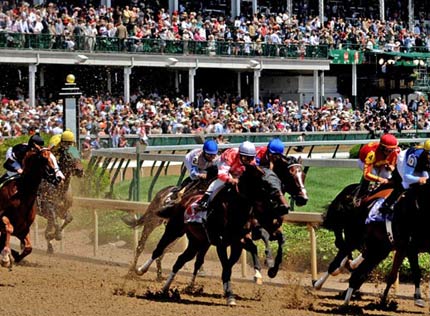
<box><xmin>0</xmin><ymin>229</ymin><xmax>427</xmax><ymax>316</ymax></box>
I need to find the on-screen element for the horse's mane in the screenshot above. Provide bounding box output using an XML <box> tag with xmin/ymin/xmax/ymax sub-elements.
<box><xmin>322</xmin><ymin>183</ymin><xmax>359</xmax><ymax>231</ymax></box>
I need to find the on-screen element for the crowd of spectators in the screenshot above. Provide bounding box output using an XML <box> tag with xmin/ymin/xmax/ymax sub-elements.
<box><xmin>0</xmin><ymin>1</ymin><xmax>430</xmax><ymax>54</ymax></box>
<box><xmin>1</xmin><ymin>2</ymin><xmax>430</xmax><ymax>151</ymax></box>
<box><xmin>1</xmin><ymin>91</ymin><xmax>429</xmax><ymax>150</ymax></box>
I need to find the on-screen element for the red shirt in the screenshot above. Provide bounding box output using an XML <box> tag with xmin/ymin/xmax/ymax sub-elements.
<box><xmin>218</xmin><ymin>148</ymin><xmax>256</xmax><ymax>182</ymax></box>
<box><xmin>359</xmin><ymin>142</ymin><xmax>399</xmax><ymax>182</ymax></box>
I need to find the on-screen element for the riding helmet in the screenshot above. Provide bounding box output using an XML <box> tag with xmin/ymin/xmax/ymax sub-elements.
<box><xmin>28</xmin><ymin>134</ymin><xmax>45</xmax><ymax>148</ymax></box>
<box><xmin>380</xmin><ymin>134</ymin><xmax>398</xmax><ymax>149</ymax></box>
<box><xmin>424</xmin><ymin>140</ymin><xmax>430</xmax><ymax>151</ymax></box>
<box><xmin>61</xmin><ymin>129</ymin><xmax>76</xmax><ymax>142</ymax></box>
<box><xmin>203</xmin><ymin>139</ymin><xmax>218</xmax><ymax>155</ymax></box>
<box><xmin>268</xmin><ymin>138</ymin><xmax>285</xmax><ymax>155</ymax></box>
<box><xmin>239</xmin><ymin>141</ymin><xmax>256</xmax><ymax>157</ymax></box>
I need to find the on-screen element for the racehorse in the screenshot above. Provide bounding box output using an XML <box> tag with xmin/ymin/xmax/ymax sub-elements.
<box><xmin>129</xmin><ymin>174</ymin><xmax>216</xmax><ymax>280</ymax></box>
<box><xmin>343</xmin><ymin>181</ymin><xmax>430</xmax><ymax>307</ymax></box>
<box><xmin>0</xmin><ymin>147</ymin><xmax>62</xmax><ymax>267</ymax></box>
<box><xmin>131</xmin><ymin>155</ymin><xmax>308</xmax><ymax>283</ymax></box>
<box><xmin>244</xmin><ymin>155</ymin><xmax>308</xmax><ymax>281</ymax></box>
<box><xmin>313</xmin><ymin>183</ymin><xmax>394</xmax><ymax>289</ymax></box>
<box><xmin>37</xmin><ymin>146</ymin><xmax>84</xmax><ymax>254</ymax></box>
<box><xmin>160</xmin><ymin>165</ymin><xmax>288</xmax><ymax>305</ymax></box>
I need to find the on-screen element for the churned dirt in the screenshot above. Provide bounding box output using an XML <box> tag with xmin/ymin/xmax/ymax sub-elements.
<box><xmin>0</xmin><ymin>228</ymin><xmax>427</xmax><ymax>316</ymax></box>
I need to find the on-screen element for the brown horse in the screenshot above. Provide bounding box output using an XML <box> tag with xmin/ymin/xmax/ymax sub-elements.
<box><xmin>0</xmin><ymin>147</ymin><xmax>61</xmax><ymax>267</ymax></box>
<box><xmin>343</xmin><ymin>181</ymin><xmax>430</xmax><ymax>307</ymax></box>
<box><xmin>159</xmin><ymin>165</ymin><xmax>286</xmax><ymax>305</ymax></box>
<box><xmin>129</xmin><ymin>175</ymin><xmax>215</xmax><ymax>280</ymax></box>
<box><xmin>37</xmin><ymin>146</ymin><xmax>84</xmax><ymax>254</ymax></box>
<box><xmin>131</xmin><ymin>155</ymin><xmax>308</xmax><ymax>283</ymax></box>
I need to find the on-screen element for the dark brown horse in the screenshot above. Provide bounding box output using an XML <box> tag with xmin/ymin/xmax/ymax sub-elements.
<box><xmin>314</xmin><ymin>183</ymin><xmax>394</xmax><ymax>289</ymax></box>
<box><xmin>132</xmin><ymin>155</ymin><xmax>308</xmax><ymax>284</ymax></box>
<box><xmin>343</xmin><ymin>181</ymin><xmax>430</xmax><ymax>307</ymax></box>
<box><xmin>0</xmin><ymin>147</ymin><xmax>61</xmax><ymax>267</ymax></box>
<box><xmin>159</xmin><ymin>165</ymin><xmax>285</xmax><ymax>305</ymax></box>
<box><xmin>129</xmin><ymin>169</ymin><xmax>217</xmax><ymax>280</ymax></box>
<box><xmin>37</xmin><ymin>146</ymin><xmax>84</xmax><ymax>253</ymax></box>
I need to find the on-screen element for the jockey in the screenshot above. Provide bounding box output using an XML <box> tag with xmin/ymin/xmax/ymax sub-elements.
<box><xmin>166</xmin><ymin>139</ymin><xmax>220</xmax><ymax>203</ymax></box>
<box><xmin>379</xmin><ymin>140</ymin><xmax>430</xmax><ymax>214</ymax></box>
<box><xmin>196</xmin><ymin>141</ymin><xmax>257</xmax><ymax>212</ymax></box>
<box><xmin>256</xmin><ymin>138</ymin><xmax>285</xmax><ymax>168</ymax></box>
<box><xmin>3</xmin><ymin>134</ymin><xmax>45</xmax><ymax>177</ymax></box>
<box><xmin>53</xmin><ymin>129</ymin><xmax>82</xmax><ymax>161</ymax></box>
<box><xmin>355</xmin><ymin>133</ymin><xmax>399</xmax><ymax>201</ymax></box>
<box><xmin>255</xmin><ymin>138</ymin><xmax>290</xmax><ymax>215</ymax></box>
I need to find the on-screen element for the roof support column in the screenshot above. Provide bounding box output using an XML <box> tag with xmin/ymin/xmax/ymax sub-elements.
<box><xmin>352</xmin><ymin>63</ymin><xmax>357</xmax><ymax>109</ymax></box>
<box><xmin>124</xmin><ymin>66</ymin><xmax>132</xmax><ymax>105</ymax></box>
<box><xmin>287</xmin><ymin>0</ymin><xmax>293</xmax><ymax>16</ymax></box>
<box><xmin>252</xmin><ymin>0</ymin><xmax>257</xmax><ymax>15</ymax></box>
<box><xmin>408</xmin><ymin>0</ymin><xmax>414</xmax><ymax>32</ymax></box>
<box><xmin>107</xmin><ymin>69</ymin><xmax>112</xmax><ymax>94</ymax></box>
<box><xmin>319</xmin><ymin>0</ymin><xmax>324</xmax><ymax>29</ymax></box>
<box><xmin>188</xmin><ymin>68</ymin><xmax>196</xmax><ymax>103</ymax></box>
<box><xmin>320</xmin><ymin>70</ymin><xmax>325</xmax><ymax>106</ymax></box>
<box><xmin>29</xmin><ymin>64</ymin><xmax>37</xmax><ymax>108</ymax></box>
<box><xmin>253</xmin><ymin>69</ymin><xmax>261</xmax><ymax>108</ymax></box>
<box><xmin>168</xmin><ymin>0</ymin><xmax>179</xmax><ymax>14</ymax></box>
<box><xmin>313</xmin><ymin>70</ymin><xmax>320</xmax><ymax>108</ymax></box>
<box><xmin>379</xmin><ymin>0</ymin><xmax>385</xmax><ymax>22</ymax></box>
<box><xmin>231</xmin><ymin>0</ymin><xmax>240</xmax><ymax>19</ymax></box>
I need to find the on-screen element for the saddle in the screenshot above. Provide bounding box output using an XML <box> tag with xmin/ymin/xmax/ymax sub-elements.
<box><xmin>0</xmin><ymin>174</ymin><xmax>21</xmax><ymax>190</ymax></box>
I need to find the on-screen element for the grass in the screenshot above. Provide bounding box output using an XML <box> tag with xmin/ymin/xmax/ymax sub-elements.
<box><xmin>67</xmin><ymin>166</ymin><xmax>430</xmax><ymax>280</ymax></box>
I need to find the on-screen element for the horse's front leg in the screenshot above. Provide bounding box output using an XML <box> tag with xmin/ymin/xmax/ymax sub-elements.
<box><xmin>217</xmin><ymin>242</ymin><xmax>243</xmax><ymax>306</ymax></box>
<box><xmin>268</xmin><ymin>228</ymin><xmax>285</xmax><ymax>278</ymax></box>
<box><xmin>314</xmin><ymin>228</ymin><xmax>351</xmax><ymax>290</ymax></box>
<box><xmin>381</xmin><ymin>250</ymin><xmax>406</xmax><ymax>306</ymax></box>
<box><xmin>11</xmin><ymin>233</ymin><xmax>32</xmax><ymax>263</ymax></box>
<box><xmin>407</xmin><ymin>249</ymin><xmax>425</xmax><ymax>307</ymax></box>
<box><xmin>1</xmin><ymin>216</ymin><xmax>14</xmax><ymax>268</ymax></box>
<box><xmin>242</xmin><ymin>236</ymin><xmax>263</xmax><ymax>284</ymax></box>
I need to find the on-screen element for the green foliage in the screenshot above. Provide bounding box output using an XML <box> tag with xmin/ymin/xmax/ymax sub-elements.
<box><xmin>349</xmin><ymin>144</ymin><xmax>361</xmax><ymax>159</ymax></box>
<box><xmin>76</xmin><ymin>160</ymin><xmax>110</xmax><ymax>198</ymax></box>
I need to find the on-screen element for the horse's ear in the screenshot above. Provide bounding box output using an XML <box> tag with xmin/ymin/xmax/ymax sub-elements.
<box><xmin>297</xmin><ymin>156</ymin><xmax>302</xmax><ymax>164</ymax></box>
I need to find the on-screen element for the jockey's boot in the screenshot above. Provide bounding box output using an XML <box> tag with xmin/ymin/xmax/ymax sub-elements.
<box><xmin>275</xmin><ymin>192</ymin><xmax>290</xmax><ymax>216</ymax></box>
<box><xmin>198</xmin><ymin>193</ymin><xmax>211</xmax><ymax>211</ymax></box>
<box><xmin>379</xmin><ymin>188</ymin><xmax>403</xmax><ymax>215</ymax></box>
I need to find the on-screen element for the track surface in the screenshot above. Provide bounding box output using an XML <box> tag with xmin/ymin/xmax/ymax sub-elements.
<box><xmin>0</xmin><ymin>229</ymin><xmax>426</xmax><ymax>316</ymax></box>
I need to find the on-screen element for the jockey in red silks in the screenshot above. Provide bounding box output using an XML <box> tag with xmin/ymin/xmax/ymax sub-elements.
<box><xmin>195</xmin><ymin>141</ymin><xmax>257</xmax><ymax>213</ymax></box>
<box><xmin>355</xmin><ymin>133</ymin><xmax>400</xmax><ymax>201</ymax></box>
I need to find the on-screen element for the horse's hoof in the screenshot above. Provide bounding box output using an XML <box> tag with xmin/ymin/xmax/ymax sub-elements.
<box><xmin>414</xmin><ymin>298</ymin><xmax>426</xmax><ymax>308</ymax></box>
<box><xmin>313</xmin><ymin>280</ymin><xmax>323</xmax><ymax>290</ymax></box>
<box><xmin>135</xmin><ymin>268</ymin><xmax>144</xmax><ymax>276</ymax></box>
<box><xmin>268</xmin><ymin>266</ymin><xmax>279</xmax><ymax>278</ymax></box>
<box><xmin>227</xmin><ymin>296</ymin><xmax>236</xmax><ymax>306</ymax></box>
<box><xmin>254</xmin><ymin>276</ymin><xmax>263</xmax><ymax>285</ymax></box>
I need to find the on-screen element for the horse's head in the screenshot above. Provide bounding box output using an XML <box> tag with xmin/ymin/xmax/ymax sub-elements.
<box><xmin>273</xmin><ymin>155</ymin><xmax>308</xmax><ymax>206</ymax></box>
<box><xmin>23</xmin><ymin>147</ymin><xmax>65</xmax><ymax>185</ymax></box>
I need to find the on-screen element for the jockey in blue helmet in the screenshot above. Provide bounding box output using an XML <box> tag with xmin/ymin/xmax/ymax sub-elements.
<box><xmin>256</xmin><ymin>138</ymin><xmax>285</xmax><ymax>168</ymax></box>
